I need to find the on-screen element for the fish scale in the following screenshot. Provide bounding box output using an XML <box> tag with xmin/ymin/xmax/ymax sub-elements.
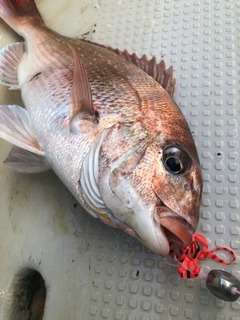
<box><xmin>0</xmin><ymin>0</ymin><xmax>202</xmax><ymax>256</ymax></box>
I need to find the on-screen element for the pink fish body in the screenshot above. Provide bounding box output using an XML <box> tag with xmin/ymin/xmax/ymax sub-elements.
<box><xmin>0</xmin><ymin>0</ymin><xmax>202</xmax><ymax>256</ymax></box>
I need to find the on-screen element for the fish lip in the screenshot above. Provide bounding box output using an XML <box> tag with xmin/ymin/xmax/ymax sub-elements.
<box><xmin>160</xmin><ymin>214</ymin><xmax>193</xmax><ymax>247</ymax></box>
<box><xmin>154</xmin><ymin>203</ymin><xmax>195</xmax><ymax>247</ymax></box>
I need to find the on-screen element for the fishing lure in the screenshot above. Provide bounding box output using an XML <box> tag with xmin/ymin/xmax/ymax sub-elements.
<box><xmin>168</xmin><ymin>234</ymin><xmax>239</xmax><ymax>301</ymax></box>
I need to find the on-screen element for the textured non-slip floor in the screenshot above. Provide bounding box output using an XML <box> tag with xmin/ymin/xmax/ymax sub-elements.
<box><xmin>0</xmin><ymin>1</ymin><xmax>239</xmax><ymax>319</ymax></box>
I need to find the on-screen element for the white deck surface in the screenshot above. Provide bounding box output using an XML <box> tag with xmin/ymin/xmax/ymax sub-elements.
<box><xmin>0</xmin><ymin>0</ymin><xmax>239</xmax><ymax>319</ymax></box>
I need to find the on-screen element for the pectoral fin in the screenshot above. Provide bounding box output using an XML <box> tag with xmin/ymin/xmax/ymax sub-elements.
<box><xmin>0</xmin><ymin>42</ymin><xmax>24</xmax><ymax>89</ymax></box>
<box><xmin>0</xmin><ymin>105</ymin><xmax>44</xmax><ymax>155</ymax></box>
<box><xmin>69</xmin><ymin>46</ymin><xmax>97</xmax><ymax>128</ymax></box>
<box><xmin>4</xmin><ymin>146</ymin><xmax>50</xmax><ymax>173</ymax></box>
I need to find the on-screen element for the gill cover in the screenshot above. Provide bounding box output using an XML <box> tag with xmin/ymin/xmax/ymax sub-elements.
<box><xmin>98</xmin><ymin>122</ymin><xmax>148</xmax><ymax>222</ymax></box>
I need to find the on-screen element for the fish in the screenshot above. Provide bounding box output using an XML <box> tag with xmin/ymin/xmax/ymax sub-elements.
<box><xmin>0</xmin><ymin>0</ymin><xmax>202</xmax><ymax>256</ymax></box>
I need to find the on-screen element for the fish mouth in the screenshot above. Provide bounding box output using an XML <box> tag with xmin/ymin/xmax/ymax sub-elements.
<box><xmin>154</xmin><ymin>203</ymin><xmax>195</xmax><ymax>248</ymax></box>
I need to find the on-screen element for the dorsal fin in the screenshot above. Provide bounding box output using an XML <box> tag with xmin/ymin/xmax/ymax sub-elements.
<box><xmin>108</xmin><ymin>48</ymin><xmax>176</xmax><ymax>97</ymax></box>
<box><xmin>69</xmin><ymin>46</ymin><xmax>97</xmax><ymax>127</ymax></box>
<box><xmin>85</xmin><ymin>41</ymin><xmax>176</xmax><ymax>97</ymax></box>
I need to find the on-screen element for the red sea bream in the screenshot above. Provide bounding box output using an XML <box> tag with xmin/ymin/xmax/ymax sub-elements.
<box><xmin>0</xmin><ymin>0</ymin><xmax>202</xmax><ymax>256</ymax></box>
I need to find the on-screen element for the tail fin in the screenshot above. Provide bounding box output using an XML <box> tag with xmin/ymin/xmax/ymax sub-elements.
<box><xmin>0</xmin><ymin>0</ymin><xmax>43</xmax><ymax>34</ymax></box>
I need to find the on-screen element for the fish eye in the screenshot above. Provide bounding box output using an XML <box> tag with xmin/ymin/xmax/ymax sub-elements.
<box><xmin>163</xmin><ymin>147</ymin><xmax>190</xmax><ymax>174</ymax></box>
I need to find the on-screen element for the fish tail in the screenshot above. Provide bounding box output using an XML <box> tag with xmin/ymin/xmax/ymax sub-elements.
<box><xmin>0</xmin><ymin>0</ymin><xmax>43</xmax><ymax>35</ymax></box>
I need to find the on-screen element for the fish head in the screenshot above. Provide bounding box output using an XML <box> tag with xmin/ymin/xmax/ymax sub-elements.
<box><xmin>93</xmin><ymin>108</ymin><xmax>202</xmax><ymax>256</ymax></box>
<box><xmin>150</xmin><ymin>98</ymin><xmax>202</xmax><ymax>254</ymax></box>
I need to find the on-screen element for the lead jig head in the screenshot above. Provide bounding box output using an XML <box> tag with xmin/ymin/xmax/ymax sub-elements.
<box><xmin>206</xmin><ymin>269</ymin><xmax>240</xmax><ymax>302</ymax></box>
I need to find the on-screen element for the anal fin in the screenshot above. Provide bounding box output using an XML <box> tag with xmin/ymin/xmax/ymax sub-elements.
<box><xmin>0</xmin><ymin>105</ymin><xmax>44</xmax><ymax>155</ymax></box>
<box><xmin>0</xmin><ymin>42</ymin><xmax>24</xmax><ymax>89</ymax></box>
<box><xmin>4</xmin><ymin>146</ymin><xmax>50</xmax><ymax>173</ymax></box>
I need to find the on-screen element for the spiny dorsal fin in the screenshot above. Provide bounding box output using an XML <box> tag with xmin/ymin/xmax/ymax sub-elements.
<box><xmin>0</xmin><ymin>105</ymin><xmax>44</xmax><ymax>155</ymax></box>
<box><xmin>4</xmin><ymin>146</ymin><xmax>50</xmax><ymax>173</ymax></box>
<box><xmin>110</xmin><ymin>48</ymin><xmax>176</xmax><ymax>97</ymax></box>
<box><xmin>0</xmin><ymin>42</ymin><xmax>24</xmax><ymax>89</ymax></box>
<box><xmin>86</xmin><ymin>41</ymin><xmax>176</xmax><ymax>97</ymax></box>
<box><xmin>69</xmin><ymin>46</ymin><xmax>97</xmax><ymax>127</ymax></box>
